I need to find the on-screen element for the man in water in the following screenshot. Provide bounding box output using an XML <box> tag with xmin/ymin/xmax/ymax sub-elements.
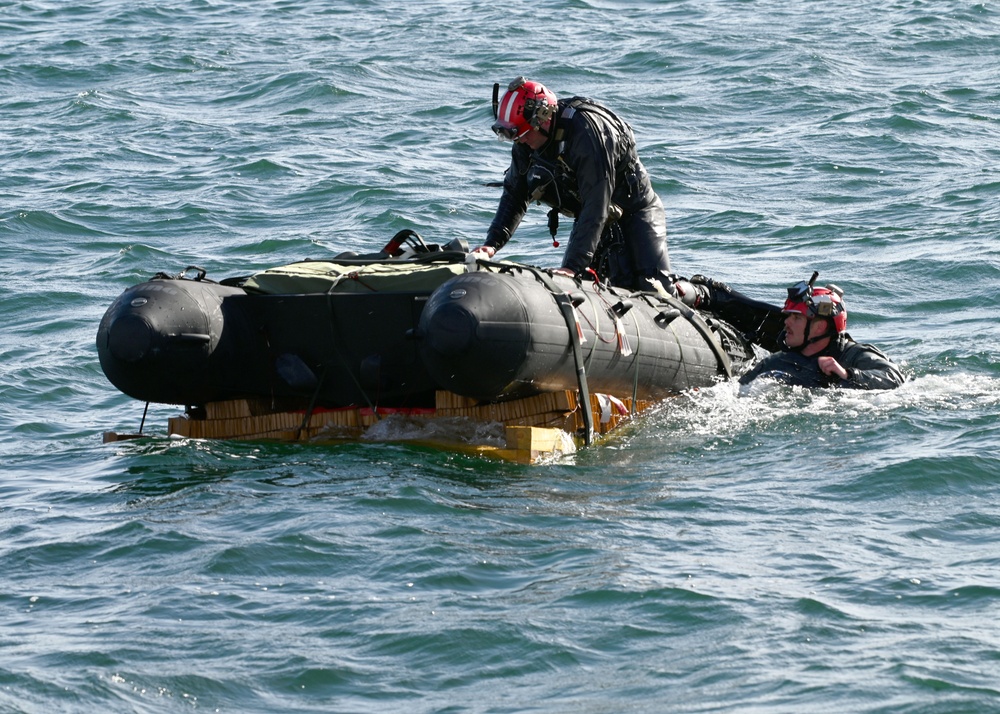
<box><xmin>738</xmin><ymin>273</ymin><xmax>904</xmax><ymax>390</ymax></box>
<box><xmin>474</xmin><ymin>77</ymin><xmax>671</xmax><ymax>292</ymax></box>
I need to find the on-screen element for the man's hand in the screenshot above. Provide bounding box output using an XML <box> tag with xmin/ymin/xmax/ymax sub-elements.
<box><xmin>551</xmin><ymin>267</ymin><xmax>575</xmax><ymax>278</ymax></box>
<box><xmin>471</xmin><ymin>245</ymin><xmax>496</xmax><ymax>258</ymax></box>
<box><xmin>817</xmin><ymin>356</ymin><xmax>849</xmax><ymax>380</ymax></box>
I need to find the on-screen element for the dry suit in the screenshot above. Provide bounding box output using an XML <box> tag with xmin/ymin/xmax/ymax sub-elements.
<box><xmin>485</xmin><ymin>97</ymin><xmax>671</xmax><ymax>290</ymax></box>
<box><xmin>738</xmin><ymin>333</ymin><xmax>904</xmax><ymax>390</ymax></box>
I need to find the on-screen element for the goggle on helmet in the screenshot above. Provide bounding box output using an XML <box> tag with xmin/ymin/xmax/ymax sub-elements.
<box><xmin>491</xmin><ymin>77</ymin><xmax>557</xmax><ymax>141</ymax></box>
<box><xmin>782</xmin><ymin>272</ymin><xmax>848</xmax><ymax>333</ymax></box>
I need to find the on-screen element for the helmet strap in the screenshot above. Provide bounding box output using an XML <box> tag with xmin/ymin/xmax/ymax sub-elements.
<box><xmin>801</xmin><ymin>319</ymin><xmax>834</xmax><ymax>352</ymax></box>
<box><xmin>781</xmin><ymin>318</ymin><xmax>833</xmax><ymax>353</ymax></box>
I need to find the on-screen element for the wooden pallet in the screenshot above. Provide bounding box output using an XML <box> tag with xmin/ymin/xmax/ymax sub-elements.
<box><xmin>104</xmin><ymin>390</ymin><xmax>657</xmax><ymax>464</ymax></box>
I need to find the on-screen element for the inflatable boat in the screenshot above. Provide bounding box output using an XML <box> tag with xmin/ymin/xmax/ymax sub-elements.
<box><xmin>97</xmin><ymin>232</ymin><xmax>766</xmax><ymax>457</ymax></box>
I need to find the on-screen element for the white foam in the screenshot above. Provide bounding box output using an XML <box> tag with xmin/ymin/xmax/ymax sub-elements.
<box><xmin>652</xmin><ymin>372</ymin><xmax>1000</xmax><ymax>439</ymax></box>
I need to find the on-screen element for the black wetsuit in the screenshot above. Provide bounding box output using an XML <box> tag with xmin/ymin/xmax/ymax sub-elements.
<box><xmin>738</xmin><ymin>333</ymin><xmax>904</xmax><ymax>390</ymax></box>
<box><xmin>485</xmin><ymin>97</ymin><xmax>670</xmax><ymax>290</ymax></box>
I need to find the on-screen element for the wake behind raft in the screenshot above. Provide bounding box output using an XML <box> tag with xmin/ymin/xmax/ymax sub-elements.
<box><xmin>97</xmin><ymin>231</ymin><xmax>765</xmax><ymax>461</ymax></box>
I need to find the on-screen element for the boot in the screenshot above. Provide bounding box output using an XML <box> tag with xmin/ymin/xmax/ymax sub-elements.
<box><xmin>689</xmin><ymin>275</ymin><xmax>785</xmax><ymax>352</ymax></box>
<box><xmin>670</xmin><ymin>278</ymin><xmax>712</xmax><ymax>308</ymax></box>
<box><xmin>689</xmin><ymin>274</ymin><xmax>742</xmax><ymax>309</ymax></box>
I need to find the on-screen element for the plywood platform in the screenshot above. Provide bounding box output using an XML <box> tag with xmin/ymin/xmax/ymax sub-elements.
<box><xmin>104</xmin><ymin>390</ymin><xmax>657</xmax><ymax>464</ymax></box>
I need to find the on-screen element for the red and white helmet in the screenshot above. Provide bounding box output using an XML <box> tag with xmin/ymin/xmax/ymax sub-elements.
<box><xmin>491</xmin><ymin>77</ymin><xmax>557</xmax><ymax>141</ymax></box>
<box><xmin>783</xmin><ymin>274</ymin><xmax>847</xmax><ymax>333</ymax></box>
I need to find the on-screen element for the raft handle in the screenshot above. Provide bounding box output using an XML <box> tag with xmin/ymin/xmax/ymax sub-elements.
<box><xmin>655</xmin><ymin>309</ymin><xmax>680</xmax><ymax>325</ymax></box>
<box><xmin>613</xmin><ymin>299</ymin><xmax>634</xmax><ymax>316</ymax></box>
<box><xmin>176</xmin><ymin>266</ymin><xmax>207</xmax><ymax>281</ymax></box>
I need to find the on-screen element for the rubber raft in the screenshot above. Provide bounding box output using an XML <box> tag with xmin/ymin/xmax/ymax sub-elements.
<box><xmin>97</xmin><ymin>244</ymin><xmax>755</xmax><ymax>460</ymax></box>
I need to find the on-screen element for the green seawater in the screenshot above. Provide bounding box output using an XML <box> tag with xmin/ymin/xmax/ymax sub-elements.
<box><xmin>1</xmin><ymin>1</ymin><xmax>999</xmax><ymax>712</ymax></box>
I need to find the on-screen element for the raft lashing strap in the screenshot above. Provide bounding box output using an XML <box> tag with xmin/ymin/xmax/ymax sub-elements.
<box><xmin>483</xmin><ymin>262</ymin><xmax>595</xmax><ymax>446</ymax></box>
<box><xmin>653</xmin><ymin>294</ymin><xmax>733</xmax><ymax>379</ymax></box>
<box><xmin>554</xmin><ymin>290</ymin><xmax>594</xmax><ymax>447</ymax></box>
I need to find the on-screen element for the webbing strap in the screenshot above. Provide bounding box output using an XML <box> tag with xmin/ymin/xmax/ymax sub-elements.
<box><xmin>484</xmin><ymin>261</ymin><xmax>594</xmax><ymax>446</ymax></box>
<box><xmin>553</xmin><ymin>291</ymin><xmax>594</xmax><ymax>446</ymax></box>
<box><xmin>659</xmin><ymin>295</ymin><xmax>733</xmax><ymax>378</ymax></box>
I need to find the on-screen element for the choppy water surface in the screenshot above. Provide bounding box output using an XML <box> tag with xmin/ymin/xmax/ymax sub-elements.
<box><xmin>1</xmin><ymin>1</ymin><xmax>999</xmax><ymax>712</ymax></box>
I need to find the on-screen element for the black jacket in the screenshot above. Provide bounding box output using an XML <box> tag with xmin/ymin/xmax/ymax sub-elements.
<box><xmin>486</xmin><ymin>97</ymin><xmax>669</xmax><ymax>284</ymax></box>
<box><xmin>738</xmin><ymin>333</ymin><xmax>904</xmax><ymax>390</ymax></box>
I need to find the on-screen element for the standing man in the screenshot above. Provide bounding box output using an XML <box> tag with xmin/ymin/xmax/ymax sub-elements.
<box><xmin>739</xmin><ymin>273</ymin><xmax>905</xmax><ymax>390</ymax></box>
<box><xmin>475</xmin><ymin>77</ymin><xmax>672</xmax><ymax>292</ymax></box>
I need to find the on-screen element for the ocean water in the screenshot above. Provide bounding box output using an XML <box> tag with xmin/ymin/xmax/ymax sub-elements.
<box><xmin>2</xmin><ymin>1</ymin><xmax>999</xmax><ymax>712</ymax></box>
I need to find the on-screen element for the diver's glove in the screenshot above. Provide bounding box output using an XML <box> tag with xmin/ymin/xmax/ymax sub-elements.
<box><xmin>687</xmin><ymin>274</ymin><xmax>735</xmax><ymax>309</ymax></box>
<box><xmin>667</xmin><ymin>275</ymin><xmax>713</xmax><ymax>308</ymax></box>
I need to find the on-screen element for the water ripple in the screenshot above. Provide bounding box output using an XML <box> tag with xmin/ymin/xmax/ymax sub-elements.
<box><xmin>2</xmin><ymin>0</ymin><xmax>1000</xmax><ymax>711</ymax></box>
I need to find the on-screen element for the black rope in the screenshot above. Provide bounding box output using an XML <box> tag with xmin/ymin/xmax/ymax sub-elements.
<box><xmin>294</xmin><ymin>369</ymin><xmax>327</xmax><ymax>441</ymax></box>
<box><xmin>324</xmin><ymin>290</ymin><xmax>381</xmax><ymax>421</ymax></box>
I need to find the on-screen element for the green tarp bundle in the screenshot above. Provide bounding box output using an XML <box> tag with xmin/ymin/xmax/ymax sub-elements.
<box><xmin>242</xmin><ymin>260</ymin><xmax>468</xmax><ymax>295</ymax></box>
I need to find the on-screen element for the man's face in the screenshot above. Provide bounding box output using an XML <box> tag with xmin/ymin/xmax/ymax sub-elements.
<box><xmin>783</xmin><ymin>313</ymin><xmax>808</xmax><ymax>348</ymax></box>
<box><xmin>784</xmin><ymin>313</ymin><xmax>832</xmax><ymax>353</ymax></box>
<box><xmin>517</xmin><ymin>119</ymin><xmax>552</xmax><ymax>150</ymax></box>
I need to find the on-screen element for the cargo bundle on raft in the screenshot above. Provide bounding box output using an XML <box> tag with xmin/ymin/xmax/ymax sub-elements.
<box><xmin>97</xmin><ymin>232</ymin><xmax>757</xmax><ymax>463</ymax></box>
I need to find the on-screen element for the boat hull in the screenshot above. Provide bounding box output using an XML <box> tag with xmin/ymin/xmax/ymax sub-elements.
<box><xmin>417</xmin><ymin>269</ymin><xmax>739</xmax><ymax>401</ymax></box>
<box><xmin>98</xmin><ymin>279</ymin><xmax>437</xmax><ymax>407</ymax></box>
<box><xmin>97</xmin><ymin>254</ymin><xmax>754</xmax><ymax>410</ymax></box>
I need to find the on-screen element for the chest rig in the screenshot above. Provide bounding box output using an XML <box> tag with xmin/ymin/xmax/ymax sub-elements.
<box><xmin>524</xmin><ymin>98</ymin><xmax>633</xmax><ymax>246</ymax></box>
